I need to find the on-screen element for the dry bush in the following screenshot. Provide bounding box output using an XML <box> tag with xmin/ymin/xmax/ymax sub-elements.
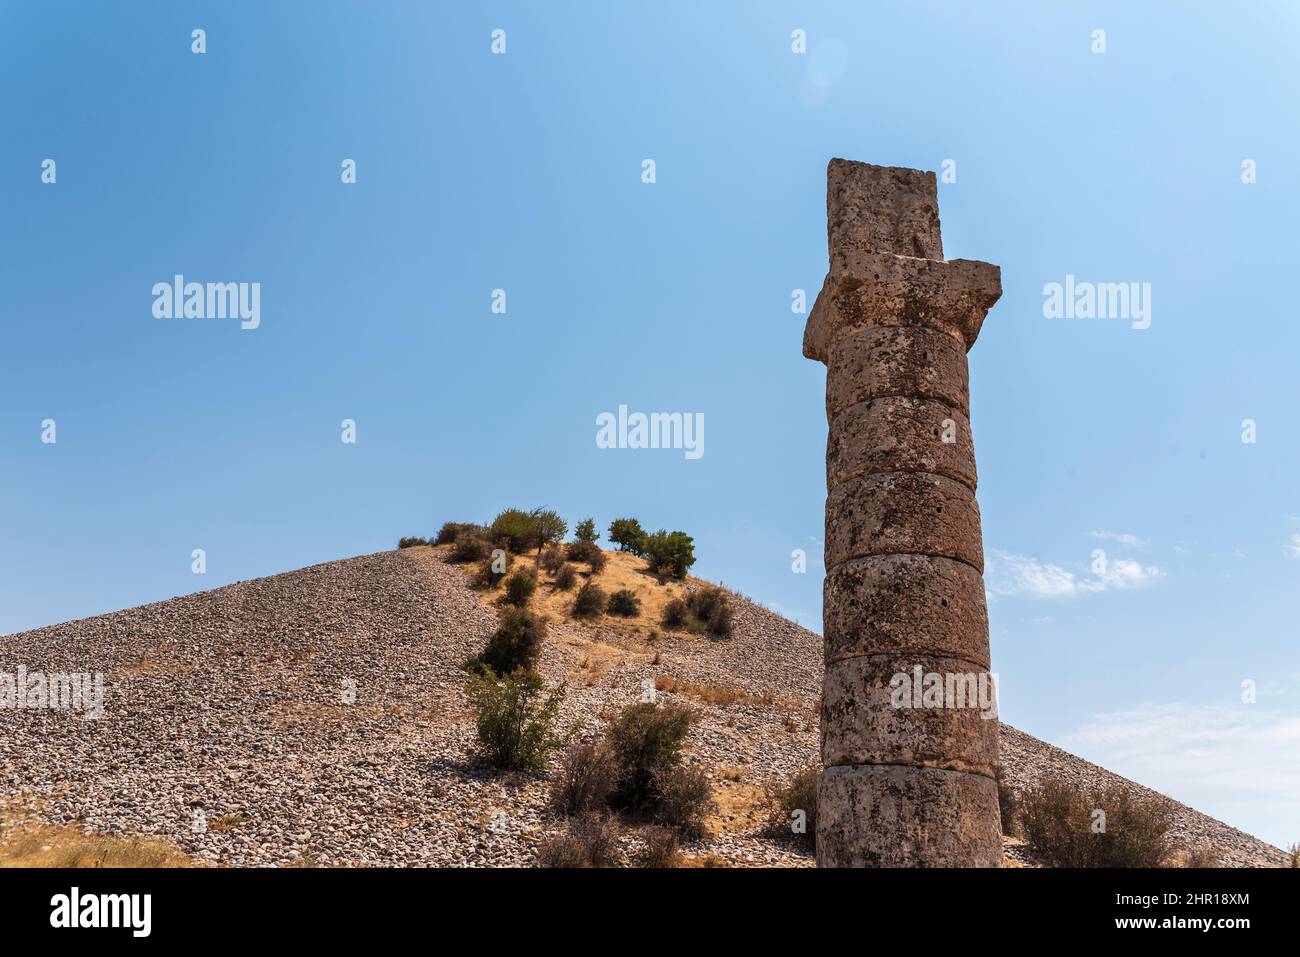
<box><xmin>540</xmin><ymin>544</ymin><xmax>567</xmax><ymax>574</ymax></box>
<box><xmin>996</xmin><ymin>766</ymin><xmax>1020</xmax><ymax>837</ymax></box>
<box><xmin>637</xmin><ymin>826</ymin><xmax>681</xmax><ymax>868</ymax></box>
<box><xmin>654</xmin><ymin>764</ymin><xmax>714</xmax><ymax>841</ymax></box>
<box><xmin>450</xmin><ymin>533</ymin><xmax>490</xmax><ymax>563</ymax></box>
<box><xmin>471</xmin><ymin>558</ymin><xmax>505</xmax><ymax>590</ymax></box>
<box><xmin>398</xmin><ymin>536</ymin><xmax>428</xmax><ymax>548</ymax></box>
<box><xmin>549</xmin><ymin>739</ymin><xmax>619</xmax><ymax>818</ymax></box>
<box><xmin>553</xmin><ymin>563</ymin><xmax>578</xmax><ymax>590</ymax></box>
<box><xmin>661</xmin><ymin>598</ymin><xmax>688</xmax><ymax>628</ymax></box>
<box><xmin>1178</xmin><ymin>844</ymin><xmax>1222</xmax><ymax>868</ymax></box>
<box><xmin>1020</xmin><ymin>779</ymin><xmax>1172</xmax><ymax>867</ymax></box>
<box><xmin>607</xmin><ymin>589</ymin><xmax>640</xmax><ymax>617</ymax></box>
<box><xmin>434</xmin><ymin>521</ymin><xmax>474</xmax><ymax>545</ymax></box>
<box><xmin>571</xmin><ymin>582</ymin><xmax>607</xmax><ymax>619</ymax></box>
<box><xmin>606</xmin><ymin>701</ymin><xmax>693</xmax><ymax>815</ymax></box>
<box><xmin>536</xmin><ymin>812</ymin><xmax>620</xmax><ymax>868</ymax></box>
<box><xmin>471</xmin><ymin>607</ymin><xmax>546</xmax><ymax>676</ymax></box>
<box><xmin>763</xmin><ymin>766</ymin><xmax>818</xmax><ymax>851</ymax></box>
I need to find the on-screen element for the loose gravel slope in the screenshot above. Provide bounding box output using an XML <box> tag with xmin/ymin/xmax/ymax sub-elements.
<box><xmin>0</xmin><ymin>548</ymin><xmax>1286</xmax><ymax>867</ymax></box>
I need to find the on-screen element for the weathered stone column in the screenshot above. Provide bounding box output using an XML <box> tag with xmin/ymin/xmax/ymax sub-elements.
<box><xmin>806</xmin><ymin>159</ymin><xmax>1003</xmax><ymax>867</ymax></box>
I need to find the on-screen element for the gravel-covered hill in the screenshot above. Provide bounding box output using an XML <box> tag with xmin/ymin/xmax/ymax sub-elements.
<box><xmin>0</xmin><ymin>547</ymin><xmax>1287</xmax><ymax>867</ymax></box>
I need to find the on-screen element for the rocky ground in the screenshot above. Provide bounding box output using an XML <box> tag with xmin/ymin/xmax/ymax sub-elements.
<box><xmin>0</xmin><ymin>547</ymin><xmax>1288</xmax><ymax>867</ymax></box>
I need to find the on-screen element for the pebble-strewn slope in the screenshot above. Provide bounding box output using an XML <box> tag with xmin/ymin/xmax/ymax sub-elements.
<box><xmin>0</xmin><ymin>549</ymin><xmax>1286</xmax><ymax>867</ymax></box>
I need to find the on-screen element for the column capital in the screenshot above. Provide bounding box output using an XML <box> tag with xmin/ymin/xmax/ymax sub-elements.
<box><xmin>804</xmin><ymin>159</ymin><xmax>1002</xmax><ymax>361</ymax></box>
<box><xmin>804</xmin><ymin>254</ymin><xmax>1002</xmax><ymax>362</ymax></box>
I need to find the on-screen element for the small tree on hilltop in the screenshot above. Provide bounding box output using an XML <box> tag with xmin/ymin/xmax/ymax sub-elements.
<box><xmin>643</xmin><ymin>529</ymin><xmax>696</xmax><ymax>580</ymax></box>
<box><xmin>530</xmin><ymin>508</ymin><xmax>568</xmax><ymax>556</ymax></box>
<box><xmin>608</xmin><ymin>517</ymin><xmax>647</xmax><ymax>555</ymax></box>
<box><xmin>574</xmin><ymin>518</ymin><xmax>598</xmax><ymax>544</ymax></box>
<box><xmin>490</xmin><ymin>508</ymin><xmax>536</xmax><ymax>552</ymax></box>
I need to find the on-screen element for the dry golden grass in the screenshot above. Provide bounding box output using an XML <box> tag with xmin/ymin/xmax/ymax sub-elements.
<box><xmin>654</xmin><ymin>675</ymin><xmax>786</xmax><ymax>711</ymax></box>
<box><xmin>449</xmin><ymin>544</ymin><xmax>703</xmax><ymax>639</ymax></box>
<box><xmin>207</xmin><ymin>814</ymin><xmax>250</xmax><ymax>832</ymax></box>
<box><xmin>0</xmin><ymin>824</ymin><xmax>191</xmax><ymax>868</ymax></box>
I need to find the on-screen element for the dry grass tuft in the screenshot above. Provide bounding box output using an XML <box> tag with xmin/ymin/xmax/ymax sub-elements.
<box><xmin>0</xmin><ymin>824</ymin><xmax>191</xmax><ymax>868</ymax></box>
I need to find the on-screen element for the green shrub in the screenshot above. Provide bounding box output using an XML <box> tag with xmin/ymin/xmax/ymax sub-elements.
<box><xmin>549</xmin><ymin>739</ymin><xmax>619</xmax><ymax>818</ymax></box>
<box><xmin>661</xmin><ymin>598</ymin><xmax>689</xmax><ymax>629</ymax></box>
<box><xmin>607</xmin><ymin>589</ymin><xmax>640</xmax><ymax>618</ymax></box>
<box><xmin>536</xmin><ymin>812</ymin><xmax>620</xmax><ymax>868</ymax></box>
<box><xmin>763</xmin><ymin>766</ymin><xmax>818</xmax><ymax>850</ymax></box>
<box><xmin>398</xmin><ymin>536</ymin><xmax>429</xmax><ymax>549</ymax></box>
<box><xmin>637</xmin><ymin>826</ymin><xmax>681</xmax><ymax>868</ymax></box>
<box><xmin>467</xmin><ymin>668</ymin><xmax>566</xmax><ymax>772</ymax></box>
<box><xmin>489</xmin><ymin>508</ymin><xmax>537</xmax><ymax>552</ymax></box>
<box><xmin>566</xmin><ymin>540</ymin><xmax>606</xmax><ymax>573</ymax></box>
<box><xmin>554</xmin><ymin>563</ymin><xmax>578</xmax><ymax>591</ymax></box>
<box><xmin>571</xmin><ymin>582</ymin><xmax>607</xmax><ymax>619</ymax></box>
<box><xmin>643</xmin><ymin>529</ymin><xmax>696</xmax><ymax>580</ymax></box>
<box><xmin>574</xmin><ymin>518</ymin><xmax>598</xmax><ymax>544</ymax></box>
<box><xmin>662</xmin><ymin>588</ymin><xmax>734</xmax><ymax>638</ymax></box>
<box><xmin>529</xmin><ymin>508</ymin><xmax>568</xmax><ymax>555</ymax></box>
<box><xmin>503</xmin><ymin>567</ymin><xmax>538</xmax><ymax>607</ymax></box>
<box><xmin>475</xmin><ymin>607</ymin><xmax>546</xmax><ymax>676</ymax></box>
<box><xmin>655</xmin><ymin>764</ymin><xmax>714</xmax><ymax>841</ymax></box>
<box><xmin>608</xmin><ymin>518</ymin><xmax>647</xmax><ymax>555</ymax></box>
<box><xmin>606</xmin><ymin>701</ymin><xmax>693</xmax><ymax>815</ymax></box>
<box><xmin>1020</xmin><ymin>780</ymin><xmax>1172</xmax><ymax>867</ymax></box>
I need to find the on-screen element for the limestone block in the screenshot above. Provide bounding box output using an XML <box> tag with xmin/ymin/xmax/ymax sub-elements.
<box><xmin>824</xmin><ymin>471</ymin><xmax>984</xmax><ymax>571</ymax></box>
<box><xmin>823</xmin><ymin>554</ymin><xmax>989</xmax><ymax>666</ymax></box>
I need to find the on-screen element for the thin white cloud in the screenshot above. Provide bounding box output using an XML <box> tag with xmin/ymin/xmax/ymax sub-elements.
<box><xmin>1064</xmin><ymin>702</ymin><xmax>1300</xmax><ymax>849</ymax></box>
<box><xmin>1092</xmin><ymin>530</ymin><xmax>1148</xmax><ymax>547</ymax></box>
<box><xmin>1286</xmin><ymin>535</ymin><xmax>1300</xmax><ymax>559</ymax></box>
<box><xmin>986</xmin><ymin>549</ymin><xmax>1164</xmax><ymax>599</ymax></box>
<box><xmin>1284</xmin><ymin>520</ymin><xmax>1300</xmax><ymax>559</ymax></box>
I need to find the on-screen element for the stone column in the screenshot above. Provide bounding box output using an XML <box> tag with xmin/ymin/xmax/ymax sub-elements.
<box><xmin>805</xmin><ymin>159</ymin><xmax>1004</xmax><ymax>867</ymax></box>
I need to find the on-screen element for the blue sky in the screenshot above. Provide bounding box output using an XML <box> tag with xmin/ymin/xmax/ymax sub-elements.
<box><xmin>2</xmin><ymin>1</ymin><xmax>1298</xmax><ymax>847</ymax></box>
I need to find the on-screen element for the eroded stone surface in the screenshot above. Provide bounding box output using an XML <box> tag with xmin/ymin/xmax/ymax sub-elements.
<box><xmin>827</xmin><ymin>396</ymin><xmax>976</xmax><ymax>491</ymax></box>
<box><xmin>823</xmin><ymin>554</ymin><xmax>989</xmax><ymax>666</ymax></box>
<box><xmin>821</xmin><ymin>654</ymin><xmax>999</xmax><ymax>776</ymax></box>
<box><xmin>826</xmin><ymin>158</ymin><xmax>943</xmax><ymax>262</ymax></box>
<box><xmin>817</xmin><ymin>764</ymin><xmax>1003</xmax><ymax>867</ymax></box>
<box><xmin>803</xmin><ymin>258</ymin><xmax>1002</xmax><ymax>362</ymax></box>
<box><xmin>824</xmin><ymin>471</ymin><xmax>984</xmax><ymax>571</ymax></box>
<box><xmin>826</xmin><ymin>324</ymin><xmax>970</xmax><ymax>421</ymax></box>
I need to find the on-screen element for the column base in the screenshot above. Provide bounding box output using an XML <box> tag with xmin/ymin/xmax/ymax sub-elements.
<box><xmin>817</xmin><ymin>764</ymin><xmax>1002</xmax><ymax>867</ymax></box>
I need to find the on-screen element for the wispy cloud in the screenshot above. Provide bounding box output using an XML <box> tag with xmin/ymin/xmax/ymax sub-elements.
<box><xmin>1091</xmin><ymin>530</ymin><xmax>1148</xmax><ymax>547</ymax></box>
<box><xmin>1284</xmin><ymin>518</ymin><xmax>1300</xmax><ymax>559</ymax></box>
<box><xmin>986</xmin><ymin>549</ymin><xmax>1164</xmax><ymax>599</ymax></box>
<box><xmin>1063</xmin><ymin>702</ymin><xmax>1300</xmax><ymax>849</ymax></box>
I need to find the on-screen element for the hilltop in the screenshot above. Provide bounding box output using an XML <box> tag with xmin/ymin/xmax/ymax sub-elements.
<box><xmin>0</xmin><ymin>546</ymin><xmax>1288</xmax><ymax>867</ymax></box>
